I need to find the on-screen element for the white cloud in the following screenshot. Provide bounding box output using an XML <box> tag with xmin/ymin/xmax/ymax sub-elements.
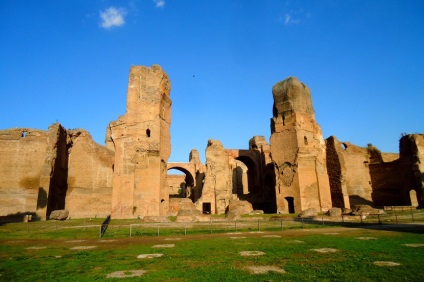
<box><xmin>153</xmin><ymin>0</ymin><xmax>165</xmax><ymax>8</ymax></box>
<box><xmin>100</xmin><ymin>7</ymin><xmax>127</xmax><ymax>29</ymax></box>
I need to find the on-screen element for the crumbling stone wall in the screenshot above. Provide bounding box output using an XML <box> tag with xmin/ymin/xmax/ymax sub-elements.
<box><xmin>370</xmin><ymin>134</ymin><xmax>424</xmax><ymax>207</ymax></box>
<box><xmin>325</xmin><ymin>136</ymin><xmax>350</xmax><ymax>209</ymax></box>
<box><xmin>0</xmin><ymin>123</ymin><xmax>68</xmax><ymax>220</ymax></box>
<box><xmin>326</xmin><ymin>138</ymin><xmax>377</xmax><ymax>207</ymax></box>
<box><xmin>196</xmin><ymin>139</ymin><xmax>232</xmax><ymax>214</ymax></box>
<box><xmin>2</xmin><ymin>65</ymin><xmax>422</xmax><ymax>220</ymax></box>
<box><xmin>189</xmin><ymin>149</ymin><xmax>206</xmax><ymax>203</ymax></box>
<box><xmin>270</xmin><ymin>77</ymin><xmax>332</xmax><ymax>213</ymax></box>
<box><xmin>0</xmin><ymin>128</ymin><xmax>49</xmax><ymax>219</ymax></box>
<box><xmin>43</xmin><ymin>123</ymin><xmax>69</xmax><ymax>217</ymax></box>
<box><xmin>65</xmin><ymin>129</ymin><xmax>114</xmax><ymax>218</ymax></box>
<box><xmin>250</xmin><ymin>136</ymin><xmax>276</xmax><ymax>213</ymax></box>
<box><xmin>108</xmin><ymin>65</ymin><xmax>172</xmax><ymax>218</ymax></box>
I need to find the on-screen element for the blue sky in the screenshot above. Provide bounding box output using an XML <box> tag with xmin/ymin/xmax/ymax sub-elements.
<box><xmin>1</xmin><ymin>0</ymin><xmax>423</xmax><ymax>163</ymax></box>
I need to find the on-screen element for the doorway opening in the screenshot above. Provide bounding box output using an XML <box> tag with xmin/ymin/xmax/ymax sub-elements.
<box><xmin>285</xmin><ymin>197</ymin><xmax>295</xmax><ymax>214</ymax></box>
<box><xmin>202</xmin><ymin>202</ymin><xmax>211</xmax><ymax>214</ymax></box>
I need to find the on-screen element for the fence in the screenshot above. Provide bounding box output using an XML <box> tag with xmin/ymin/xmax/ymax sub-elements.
<box><xmin>4</xmin><ymin>210</ymin><xmax>423</xmax><ymax>239</ymax></box>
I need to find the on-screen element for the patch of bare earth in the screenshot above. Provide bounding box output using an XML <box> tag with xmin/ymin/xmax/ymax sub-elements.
<box><xmin>293</xmin><ymin>240</ymin><xmax>304</xmax><ymax>243</ymax></box>
<box><xmin>70</xmin><ymin>246</ymin><xmax>97</xmax><ymax>250</ymax></box>
<box><xmin>137</xmin><ymin>254</ymin><xmax>163</xmax><ymax>259</ymax></box>
<box><xmin>311</xmin><ymin>248</ymin><xmax>337</xmax><ymax>253</ymax></box>
<box><xmin>355</xmin><ymin>237</ymin><xmax>377</xmax><ymax>240</ymax></box>
<box><xmin>164</xmin><ymin>238</ymin><xmax>182</xmax><ymax>241</ymax></box>
<box><xmin>152</xmin><ymin>244</ymin><xmax>174</xmax><ymax>248</ymax></box>
<box><xmin>402</xmin><ymin>243</ymin><xmax>424</xmax><ymax>247</ymax></box>
<box><xmin>239</xmin><ymin>251</ymin><xmax>266</xmax><ymax>256</ymax></box>
<box><xmin>373</xmin><ymin>261</ymin><xmax>401</xmax><ymax>266</ymax></box>
<box><xmin>262</xmin><ymin>235</ymin><xmax>281</xmax><ymax>238</ymax></box>
<box><xmin>322</xmin><ymin>233</ymin><xmax>340</xmax><ymax>235</ymax></box>
<box><xmin>246</xmin><ymin>265</ymin><xmax>285</xmax><ymax>274</ymax></box>
<box><xmin>230</xmin><ymin>236</ymin><xmax>246</xmax><ymax>239</ymax></box>
<box><xmin>26</xmin><ymin>246</ymin><xmax>46</xmax><ymax>250</ymax></box>
<box><xmin>65</xmin><ymin>240</ymin><xmax>86</xmax><ymax>243</ymax></box>
<box><xmin>107</xmin><ymin>270</ymin><xmax>146</xmax><ymax>278</ymax></box>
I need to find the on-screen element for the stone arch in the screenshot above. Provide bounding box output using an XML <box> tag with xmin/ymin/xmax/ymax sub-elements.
<box><xmin>167</xmin><ymin>164</ymin><xmax>195</xmax><ymax>201</ymax></box>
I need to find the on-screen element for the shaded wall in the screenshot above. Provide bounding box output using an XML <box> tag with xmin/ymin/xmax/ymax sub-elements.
<box><xmin>370</xmin><ymin>134</ymin><xmax>424</xmax><ymax>207</ymax></box>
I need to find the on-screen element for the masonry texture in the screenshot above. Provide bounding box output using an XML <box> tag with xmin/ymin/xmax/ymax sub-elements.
<box><xmin>1</xmin><ymin>65</ymin><xmax>422</xmax><ymax>221</ymax></box>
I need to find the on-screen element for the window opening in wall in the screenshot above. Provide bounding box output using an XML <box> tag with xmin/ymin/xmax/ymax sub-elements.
<box><xmin>21</xmin><ymin>131</ymin><xmax>27</xmax><ymax>138</ymax></box>
<box><xmin>341</xmin><ymin>143</ymin><xmax>348</xmax><ymax>150</ymax></box>
<box><xmin>161</xmin><ymin>199</ymin><xmax>165</xmax><ymax>203</ymax></box>
<box><xmin>282</xmin><ymin>114</ymin><xmax>285</xmax><ymax>126</ymax></box>
<box><xmin>146</xmin><ymin>129</ymin><xmax>151</xmax><ymax>138</ymax></box>
<box><xmin>202</xmin><ymin>202</ymin><xmax>211</xmax><ymax>214</ymax></box>
<box><xmin>304</xmin><ymin>136</ymin><xmax>308</xmax><ymax>145</ymax></box>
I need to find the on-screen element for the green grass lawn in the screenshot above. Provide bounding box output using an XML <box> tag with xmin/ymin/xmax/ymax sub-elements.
<box><xmin>1</xmin><ymin>221</ymin><xmax>423</xmax><ymax>281</ymax></box>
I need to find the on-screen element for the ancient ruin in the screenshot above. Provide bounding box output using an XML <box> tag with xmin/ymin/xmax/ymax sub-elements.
<box><xmin>0</xmin><ymin>65</ymin><xmax>423</xmax><ymax>221</ymax></box>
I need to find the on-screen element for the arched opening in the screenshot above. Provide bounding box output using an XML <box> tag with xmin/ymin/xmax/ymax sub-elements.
<box><xmin>263</xmin><ymin>172</ymin><xmax>277</xmax><ymax>213</ymax></box>
<box><xmin>341</xmin><ymin>143</ymin><xmax>347</xmax><ymax>150</ymax></box>
<box><xmin>285</xmin><ymin>197</ymin><xmax>295</xmax><ymax>214</ymax></box>
<box><xmin>235</xmin><ymin>156</ymin><xmax>258</xmax><ymax>194</ymax></box>
<box><xmin>146</xmin><ymin>129</ymin><xmax>151</xmax><ymax>138</ymax></box>
<box><xmin>167</xmin><ymin>167</ymin><xmax>195</xmax><ymax>202</ymax></box>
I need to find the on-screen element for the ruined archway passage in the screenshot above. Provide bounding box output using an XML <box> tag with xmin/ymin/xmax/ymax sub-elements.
<box><xmin>167</xmin><ymin>164</ymin><xmax>196</xmax><ymax>201</ymax></box>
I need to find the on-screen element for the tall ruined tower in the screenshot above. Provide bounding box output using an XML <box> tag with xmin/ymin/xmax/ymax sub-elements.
<box><xmin>270</xmin><ymin>77</ymin><xmax>331</xmax><ymax>213</ymax></box>
<box><xmin>107</xmin><ymin>65</ymin><xmax>172</xmax><ymax>218</ymax></box>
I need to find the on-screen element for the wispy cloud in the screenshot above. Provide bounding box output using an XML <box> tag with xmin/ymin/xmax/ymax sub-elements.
<box><xmin>283</xmin><ymin>13</ymin><xmax>300</xmax><ymax>25</ymax></box>
<box><xmin>100</xmin><ymin>7</ymin><xmax>127</xmax><ymax>29</ymax></box>
<box><xmin>153</xmin><ymin>0</ymin><xmax>165</xmax><ymax>8</ymax></box>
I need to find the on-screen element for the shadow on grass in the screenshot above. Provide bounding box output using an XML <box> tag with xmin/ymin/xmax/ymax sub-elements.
<box><xmin>298</xmin><ymin>217</ymin><xmax>424</xmax><ymax>234</ymax></box>
<box><xmin>0</xmin><ymin>212</ymin><xmax>42</xmax><ymax>226</ymax></box>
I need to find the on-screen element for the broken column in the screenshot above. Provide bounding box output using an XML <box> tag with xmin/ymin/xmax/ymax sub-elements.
<box><xmin>108</xmin><ymin>65</ymin><xmax>172</xmax><ymax>218</ymax></box>
<box><xmin>270</xmin><ymin>77</ymin><xmax>332</xmax><ymax>213</ymax></box>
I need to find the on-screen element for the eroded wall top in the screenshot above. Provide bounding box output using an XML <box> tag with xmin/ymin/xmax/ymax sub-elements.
<box><xmin>272</xmin><ymin>76</ymin><xmax>315</xmax><ymax>119</ymax></box>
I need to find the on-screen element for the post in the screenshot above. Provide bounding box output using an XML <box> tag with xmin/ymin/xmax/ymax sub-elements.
<box><xmin>411</xmin><ymin>208</ymin><xmax>415</xmax><ymax>223</ymax></box>
<box><xmin>99</xmin><ymin>225</ymin><xmax>102</xmax><ymax>239</ymax></box>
